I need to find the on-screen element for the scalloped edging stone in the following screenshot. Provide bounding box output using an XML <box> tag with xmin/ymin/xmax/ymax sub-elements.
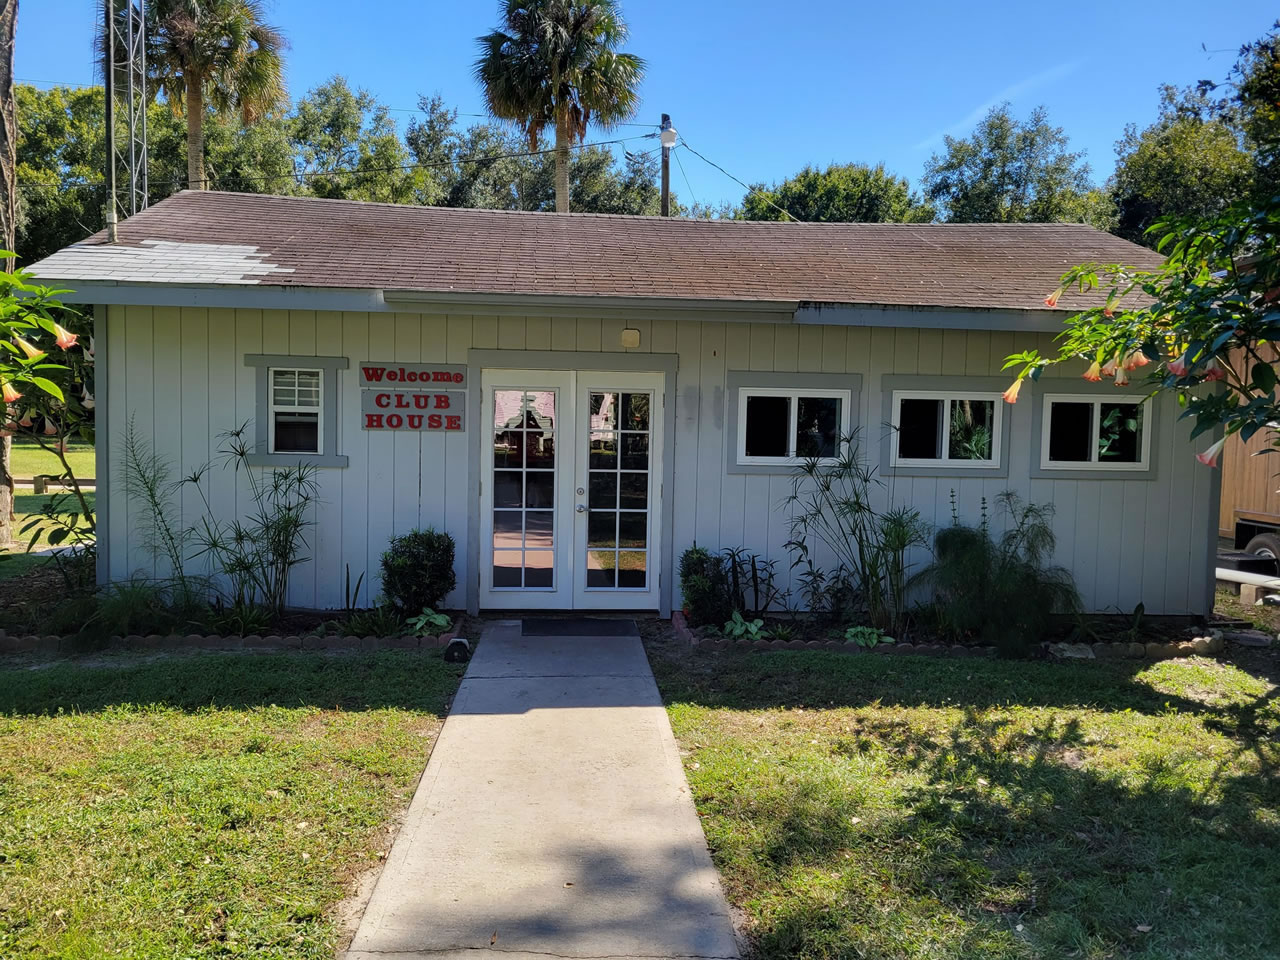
<box><xmin>1046</xmin><ymin>631</ymin><xmax>1226</xmax><ymax>661</ymax></box>
<box><xmin>0</xmin><ymin>626</ymin><xmax>460</xmax><ymax>656</ymax></box>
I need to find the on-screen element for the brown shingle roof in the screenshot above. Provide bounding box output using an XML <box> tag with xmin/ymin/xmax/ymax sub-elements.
<box><xmin>29</xmin><ymin>190</ymin><xmax>1164</xmax><ymax>312</ymax></box>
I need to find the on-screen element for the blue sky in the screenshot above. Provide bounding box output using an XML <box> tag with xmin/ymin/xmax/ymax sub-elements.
<box><xmin>17</xmin><ymin>0</ymin><xmax>1279</xmax><ymax>206</ymax></box>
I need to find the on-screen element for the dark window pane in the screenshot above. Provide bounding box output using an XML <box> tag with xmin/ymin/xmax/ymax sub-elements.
<box><xmin>618</xmin><ymin>552</ymin><xmax>646</xmax><ymax>589</ymax></box>
<box><xmin>622</xmin><ymin>393</ymin><xmax>650</xmax><ymax>432</ymax></box>
<box><xmin>619</xmin><ymin>472</ymin><xmax>648</xmax><ymax>510</ymax></box>
<box><xmin>524</xmin><ymin>551</ymin><xmax>553</xmax><ymax>588</ymax></box>
<box><xmin>589</xmin><ymin>434</ymin><xmax>618</xmax><ymax>470</ymax></box>
<box><xmin>621</xmin><ymin>434</ymin><xmax>649</xmax><ymax>470</ymax></box>
<box><xmin>619</xmin><ymin>511</ymin><xmax>647</xmax><ymax>548</ymax></box>
<box><xmin>897</xmin><ymin>398</ymin><xmax>942</xmax><ymax>459</ymax></box>
<box><xmin>745</xmin><ymin>395</ymin><xmax>789</xmax><ymax>458</ymax></box>
<box><xmin>274</xmin><ymin>412</ymin><xmax>319</xmax><ymax>453</ymax></box>
<box><xmin>494</xmin><ymin>431</ymin><xmax>523</xmax><ymax>468</ymax></box>
<box><xmin>524</xmin><ymin>432</ymin><xmax>555</xmax><ymax>468</ymax></box>
<box><xmin>493</xmin><ymin>511</ymin><xmax>522</xmax><ymax>549</ymax></box>
<box><xmin>525</xmin><ymin>471</ymin><xmax>554</xmax><ymax>508</ymax></box>
<box><xmin>795</xmin><ymin>397</ymin><xmax>840</xmax><ymax>458</ymax></box>
<box><xmin>493</xmin><ymin>471</ymin><xmax>523</xmax><ymax>508</ymax></box>
<box><xmin>589</xmin><ymin>510</ymin><xmax>617</xmax><ymax>548</ymax></box>
<box><xmin>1048</xmin><ymin>402</ymin><xmax>1093</xmax><ymax>462</ymax></box>
<box><xmin>948</xmin><ymin>399</ymin><xmax>995</xmax><ymax>461</ymax></box>
<box><xmin>589</xmin><ymin>473</ymin><xmax>618</xmax><ymax>509</ymax></box>
<box><xmin>1099</xmin><ymin>402</ymin><xmax>1143</xmax><ymax>463</ymax></box>
<box><xmin>590</xmin><ymin>392</ymin><xmax>618</xmax><ymax>430</ymax></box>
<box><xmin>493</xmin><ymin>553</ymin><xmax>522</xmax><ymax>587</ymax></box>
<box><xmin>525</xmin><ymin>511</ymin><xmax>553</xmax><ymax>547</ymax></box>
<box><xmin>587</xmin><ymin>551</ymin><xmax>616</xmax><ymax>587</ymax></box>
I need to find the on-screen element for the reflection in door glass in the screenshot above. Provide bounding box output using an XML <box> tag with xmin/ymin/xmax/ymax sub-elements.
<box><xmin>492</xmin><ymin>389</ymin><xmax>557</xmax><ymax>589</ymax></box>
<box><xmin>585</xmin><ymin>390</ymin><xmax>651</xmax><ymax>589</ymax></box>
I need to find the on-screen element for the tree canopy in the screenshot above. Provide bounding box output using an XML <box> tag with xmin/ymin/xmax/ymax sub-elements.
<box><xmin>740</xmin><ymin>162</ymin><xmax>933</xmax><ymax>223</ymax></box>
<box><xmin>1111</xmin><ymin>86</ymin><xmax>1253</xmax><ymax>246</ymax></box>
<box><xmin>13</xmin><ymin>78</ymin><xmax>673</xmax><ymax>265</ymax></box>
<box><xmin>921</xmin><ymin>104</ymin><xmax>1113</xmax><ymax>228</ymax></box>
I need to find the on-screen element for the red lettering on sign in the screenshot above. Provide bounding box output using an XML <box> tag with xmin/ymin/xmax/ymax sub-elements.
<box><xmin>433</xmin><ymin>370</ymin><xmax>451</xmax><ymax>382</ymax></box>
<box><xmin>365</xmin><ymin>414</ymin><xmax>383</xmax><ymax>428</ymax></box>
<box><xmin>427</xmin><ymin>414</ymin><xmax>443</xmax><ymax>429</ymax></box>
<box><xmin>361</xmin><ymin>366</ymin><xmax>385</xmax><ymax>382</ymax></box>
<box><xmin>452</xmin><ymin>372</ymin><xmax>464</xmax><ymax>383</ymax></box>
<box><xmin>386</xmin><ymin>414</ymin><xmax>403</xmax><ymax>428</ymax></box>
<box><xmin>413</xmin><ymin>394</ymin><xmax>431</xmax><ymax>410</ymax></box>
<box><xmin>434</xmin><ymin>394</ymin><xmax>450</xmax><ymax>409</ymax></box>
<box><xmin>445</xmin><ymin>415</ymin><xmax>462</xmax><ymax>431</ymax></box>
<box><xmin>408</xmin><ymin>414</ymin><xmax>424</xmax><ymax>429</ymax></box>
<box><xmin>375</xmin><ymin>393</ymin><xmax>390</xmax><ymax>408</ymax></box>
<box><xmin>394</xmin><ymin>393</ymin><xmax>410</xmax><ymax>408</ymax></box>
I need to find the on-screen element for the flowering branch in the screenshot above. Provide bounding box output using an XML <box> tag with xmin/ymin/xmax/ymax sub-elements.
<box><xmin>1002</xmin><ymin>196</ymin><xmax>1280</xmax><ymax>465</ymax></box>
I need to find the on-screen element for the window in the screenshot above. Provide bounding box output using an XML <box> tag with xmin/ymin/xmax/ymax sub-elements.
<box><xmin>1041</xmin><ymin>395</ymin><xmax>1150</xmax><ymax>470</ymax></box>
<box><xmin>736</xmin><ymin>387</ymin><xmax>850</xmax><ymax>464</ymax></box>
<box><xmin>890</xmin><ymin>391</ymin><xmax>1001</xmax><ymax>466</ymax></box>
<box><xmin>269</xmin><ymin>368</ymin><xmax>322</xmax><ymax>454</ymax></box>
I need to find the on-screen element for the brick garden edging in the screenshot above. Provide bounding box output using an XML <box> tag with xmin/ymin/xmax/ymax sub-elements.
<box><xmin>0</xmin><ymin>629</ymin><xmax>460</xmax><ymax>656</ymax></box>
<box><xmin>672</xmin><ymin>611</ymin><xmax>1232</xmax><ymax>661</ymax></box>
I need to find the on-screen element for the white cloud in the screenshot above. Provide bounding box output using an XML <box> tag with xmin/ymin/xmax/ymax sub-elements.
<box><xmin>910</xmin><ymin>60</ymin><xmax>1081</xmax><ymax>151</ymax></box>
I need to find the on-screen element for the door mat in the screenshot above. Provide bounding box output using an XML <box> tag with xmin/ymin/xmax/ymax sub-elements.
<box><xmin>521</xmin><ymin>618</ymin><xmax>639</xmax><ymax>637</ymax></box>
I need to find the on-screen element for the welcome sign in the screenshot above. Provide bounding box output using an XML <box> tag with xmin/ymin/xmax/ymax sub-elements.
<box><xmin>359</xmin><ymin>362</ymin><xmax>467</xmax><ymax>432</ymax></box>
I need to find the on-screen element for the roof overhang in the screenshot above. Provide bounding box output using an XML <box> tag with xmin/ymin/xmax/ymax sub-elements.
<box><xmin>42</xmin><ymin>278</ymin><xmax>1071</xmax><ymax>332</ymax></box>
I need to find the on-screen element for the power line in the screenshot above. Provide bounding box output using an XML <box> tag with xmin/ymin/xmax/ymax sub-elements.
<box><xmin>672</xmin><ymin>144</ymin><xmax>697</xmax><ymax>208</ymax></box>
<box><xmin>17</xmin><ymin>132</ymin><xmax>658</xmax><ymax>193</ymax></box>
<box><xmin>679</xmin><ymin>139</ymin><xmax>803</xmax><ymax>222</ymax></box>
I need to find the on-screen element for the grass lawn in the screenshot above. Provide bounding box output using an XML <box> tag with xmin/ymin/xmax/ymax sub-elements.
<box><xmin>8</xmin><ymin>438</ymin><xmax>95</xmax><ymax>482</ymax></box>
<box><xmin>0</xmin><ymin>651</ymin><xmax>465</xmax><ymax>958</ymax></box>
<box><xmin>648</xmin><ymin>637</ymin><xmax>1280</xmax><ymax>960</ymax></box>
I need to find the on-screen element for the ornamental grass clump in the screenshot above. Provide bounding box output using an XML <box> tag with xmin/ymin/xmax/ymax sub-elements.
<box><xmin>913</xmin><ymin>491</ymin><xmax>1080</xmax><ymax>656</ymax></box>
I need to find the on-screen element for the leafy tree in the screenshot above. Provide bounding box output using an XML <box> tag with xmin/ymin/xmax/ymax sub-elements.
<box><xmin>406</xmin><ymin>92</ymin><xmax>669</xmax><ymax>214</ymax></box>
<box><xmin>1</xmin><ymin>0</ymin><xmax>16</xmax><ymax>544</ymax></box>
<box><xmin>922</xmin><ymin>103</ymin><xmax>1112</xmax><ymax>227</ymax></box>
<box><xmin>1200</xmin><ymin>20</ymin><xmax>1280</xmax><ymax>200</ymax></box>
<box><xmin>740</xmin><ymin>162</ymin><xmax>933</xmax><ymax>223</ymax></box>
<box><xmin>290</xmin><ymin>76</ymin><xmax>437</xmax><ymax>204</ymax></box>
<box><xmin>143</xmin><ymin>0</ymin><xmax>287</xmax><ymax>190</ymax></box>
<box><xmin>1003</xmin><ymin>196</ymin><xmax>1279</xmax><ymax>467</ymax></box>
<box><xmin>474</xmin><ymin>0</ymin><xmax>645</xmax><ymax>213</ymax></box>
<box><xmin>1111</xmin><ymin>86</ymin><xmax>1253</xmax><ymax>245</ymax></box>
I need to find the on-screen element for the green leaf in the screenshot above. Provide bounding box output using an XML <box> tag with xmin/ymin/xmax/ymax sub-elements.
<box><xmin>28</xmin><ymin>377</ymin><xmax>64</xmax><ymax>401</ymax></box>
<box><xmin>1253</xmin><ymin>362</ymin><xmax>1278</xmax><ymax>394</ymax></box>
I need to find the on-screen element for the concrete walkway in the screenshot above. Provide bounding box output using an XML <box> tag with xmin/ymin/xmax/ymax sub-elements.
<box><xmin>345</xmin><ymin>621</ymin><xmax>740</xmax><ymax>960</ymax></box>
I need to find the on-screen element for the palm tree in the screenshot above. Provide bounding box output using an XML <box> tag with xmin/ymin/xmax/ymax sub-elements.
<box><xmin>145</xmin><ymin>0</ymin><xmax>286</xmax><ymax>190</ymax></box>
<box><xmin>474</xmin><ymin>0</ymin><xmax>644</xmax><ymax>213</ymax></box>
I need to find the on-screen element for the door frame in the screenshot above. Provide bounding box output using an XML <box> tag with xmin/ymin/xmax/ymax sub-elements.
<box><xmin>466</xmin><ymin>349</ymin><xmax>679</xmax><ymax>617</ymax></box>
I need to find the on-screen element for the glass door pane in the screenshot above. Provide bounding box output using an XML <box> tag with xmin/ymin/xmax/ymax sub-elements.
<box><xmin>491</xmin><ymin>389</ymin><xmax>557</xmax><ymax>590</ymax></box>
<box><xmin>584</xmin><ymin>389</ymin><xmax>651</xmax><ymax>590</ymax></box>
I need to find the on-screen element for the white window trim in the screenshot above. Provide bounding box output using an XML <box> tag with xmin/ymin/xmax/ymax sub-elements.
<box><xmin>735</xmin><ymin>386</ymin><xmax>852</xmax><ymax>466</ymax></box>
<box><xmin>268</xmin><ymin>366</ymin><xmax>324</xmax><ymax>456</ymax></box>
<box><xmin>1040</xmin><ymin>393</ymin><xmax>1153</xmax><ymax>472</ymax></box>
<box><xmin>890</xmin><ymin>390</ymin><xmax>1003</xmax><ymax>468</ymax></box>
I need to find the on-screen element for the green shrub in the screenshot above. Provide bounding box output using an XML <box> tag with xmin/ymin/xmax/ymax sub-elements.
<box><xmin>345</xmin><ymin>604</ymin><xmax>407</xmax><ymax>638</ymax></box>
<box><xmin>679</xmin><ymin>546</ymin><xmax>734</xmax><ymax>627</ymax></box>
<box><xmin>914</xmin><ymin>491</ymin><xmax>1080</xmax><ymax>657</ymax></box>
<box><xmin>380</xmin><ymin>528</ymin><xmax>456</xmax><ymax>615</ymax></box>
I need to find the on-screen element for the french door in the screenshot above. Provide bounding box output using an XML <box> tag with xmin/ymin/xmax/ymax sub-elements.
<box><xmin>479</xmin><ymin>369</ymin><xmax>663</xmax><ymax>610</ymax></box>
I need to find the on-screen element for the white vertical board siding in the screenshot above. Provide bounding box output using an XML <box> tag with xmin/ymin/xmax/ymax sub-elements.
<box><xmin>104</xmin><ymin>309</ymin><xmax>1213</xmax><ymax>615</ymax></box>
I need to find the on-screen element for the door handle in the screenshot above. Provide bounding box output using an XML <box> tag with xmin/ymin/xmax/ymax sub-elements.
<box><xmin>575</xmin><ymin>504</ymin><xmax>586</xmax><ymax>513</ymax></box>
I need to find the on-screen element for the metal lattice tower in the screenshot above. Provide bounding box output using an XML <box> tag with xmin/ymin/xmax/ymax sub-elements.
<box><xmin>106</xmin><ymin>0</ymin><xmax>148</xmax><ymax>220</ymax></box>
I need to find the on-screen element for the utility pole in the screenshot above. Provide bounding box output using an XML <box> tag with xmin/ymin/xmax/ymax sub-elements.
<box><xmin>659</xmin><ymin>114</ymin><xmax>677</xmax><ymax>217</ymax></box>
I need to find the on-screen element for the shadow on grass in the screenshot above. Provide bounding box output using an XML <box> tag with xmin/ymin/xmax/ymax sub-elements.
<box><xmin>653</xmin><ymin>643</ymin><xmax>1280</xmax><ymax>958</ymax></box>
<box><xmin>0</xmin><ymin>651</ymin><xmax>466</xmax><ymax>716</ymax></box>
